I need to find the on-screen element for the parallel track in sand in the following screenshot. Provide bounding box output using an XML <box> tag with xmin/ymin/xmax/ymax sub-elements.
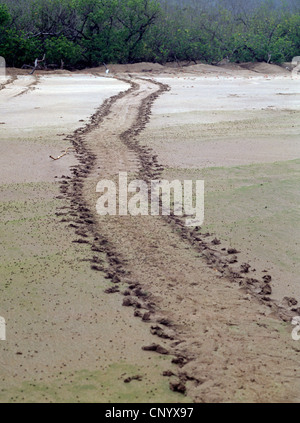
<box><xmin>60</xmin><ymin>76</ymin><xmax>300</xmax><ymax>402</ymax></box>
<box><xmin>0</xmin><ymin>75</ymin><xmax>37</xmax><ymax>97</ymax></box>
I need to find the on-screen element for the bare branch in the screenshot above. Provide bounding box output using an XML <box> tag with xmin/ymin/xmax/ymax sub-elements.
<box><xmin>30</xmin><ymin>54</ymin><xmax>46</xmax><ymax>75</ymax></box>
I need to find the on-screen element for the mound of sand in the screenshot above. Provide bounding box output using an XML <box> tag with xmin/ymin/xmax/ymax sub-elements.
<box><xmin>181</xmin><ymin>62</ymin><xmax>292</xmax><ymax>77</ymax></box>
<box><xmin>86</xmin><ymin>62</ymin><xmax>165</xmax><ymax>75</ymax></box>
<box><xmin>6</xmin><ymin>61</ymin><xmax>293</xmax><ymax>78</ymax></box>
<box><xmin>239</xmin><ymin>62</ymin><xmax>290</xmax><ymax>75</ymax></box>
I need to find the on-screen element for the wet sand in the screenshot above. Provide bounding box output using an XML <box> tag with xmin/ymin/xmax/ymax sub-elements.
<box><xmin>0</xmin><ymin>73</ymin><xmax>187</xmax><ymax>402</ymax></box>
<box><xmin>139</xmin><ymin>71</ymin><xmax>300</xmax><ymax>303</ymax></box>
<box><xmin>0</xmin><ymin>64</ymin><xmax>299</xmax><ymax>402</ymax></box>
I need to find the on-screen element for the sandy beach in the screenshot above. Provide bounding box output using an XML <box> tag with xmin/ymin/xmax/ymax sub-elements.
<box><xmin>0</xmin><ymin>63</ymin><xmax>299</xmax><ymax>402</ymax></box>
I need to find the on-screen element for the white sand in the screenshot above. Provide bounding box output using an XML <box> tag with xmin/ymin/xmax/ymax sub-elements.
<box><xmin>0</xmin><ymin>75</ymin><xmax>129</xmax><ymax>184</ymax></box>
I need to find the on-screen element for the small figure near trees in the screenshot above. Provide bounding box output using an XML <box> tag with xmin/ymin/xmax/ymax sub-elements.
<box><xmin>22</xmin><ymin>54</ymin><xmax>46</xmax><ymax>74</ymax></box>
<box><xmin>103</xmin><ymin>63</ymin><xmax>110</xmax><ymax>75</ymax></box>
<box><xmin>30</xmin><ymin>54</ymin><xmax>46</xmax><ymax>75</ymax></box>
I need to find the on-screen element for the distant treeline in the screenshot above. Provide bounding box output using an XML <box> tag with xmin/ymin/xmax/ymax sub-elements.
<box><xmin>0</xmin><ymin>0</ymin><xmax>299</xmax><ymax>68</ymax></box>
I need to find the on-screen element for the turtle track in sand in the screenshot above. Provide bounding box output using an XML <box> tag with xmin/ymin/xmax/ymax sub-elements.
<box><xmin>58</xmin><ymin>76</ymin><xmax>300</xmax><ymax>403</ymax></box>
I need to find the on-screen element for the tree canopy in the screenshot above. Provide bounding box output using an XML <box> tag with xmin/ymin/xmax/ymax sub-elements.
<box><xmin>0</xmin><ymin>0</ymin><xmax>299</xmax><ymax>68</ymax></box>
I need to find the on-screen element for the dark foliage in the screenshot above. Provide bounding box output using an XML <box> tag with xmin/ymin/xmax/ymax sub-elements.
<box><xmin>0</xmin><ymin>0</ymin><xmax>299</xmax><ymax>68</ymax></box>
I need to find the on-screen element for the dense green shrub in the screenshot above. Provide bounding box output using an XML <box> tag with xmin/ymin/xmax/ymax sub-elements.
<box><xmin>0</xmin><ymin>0</ymin><xmax>298</xmax><ymax>67</ymax></box>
